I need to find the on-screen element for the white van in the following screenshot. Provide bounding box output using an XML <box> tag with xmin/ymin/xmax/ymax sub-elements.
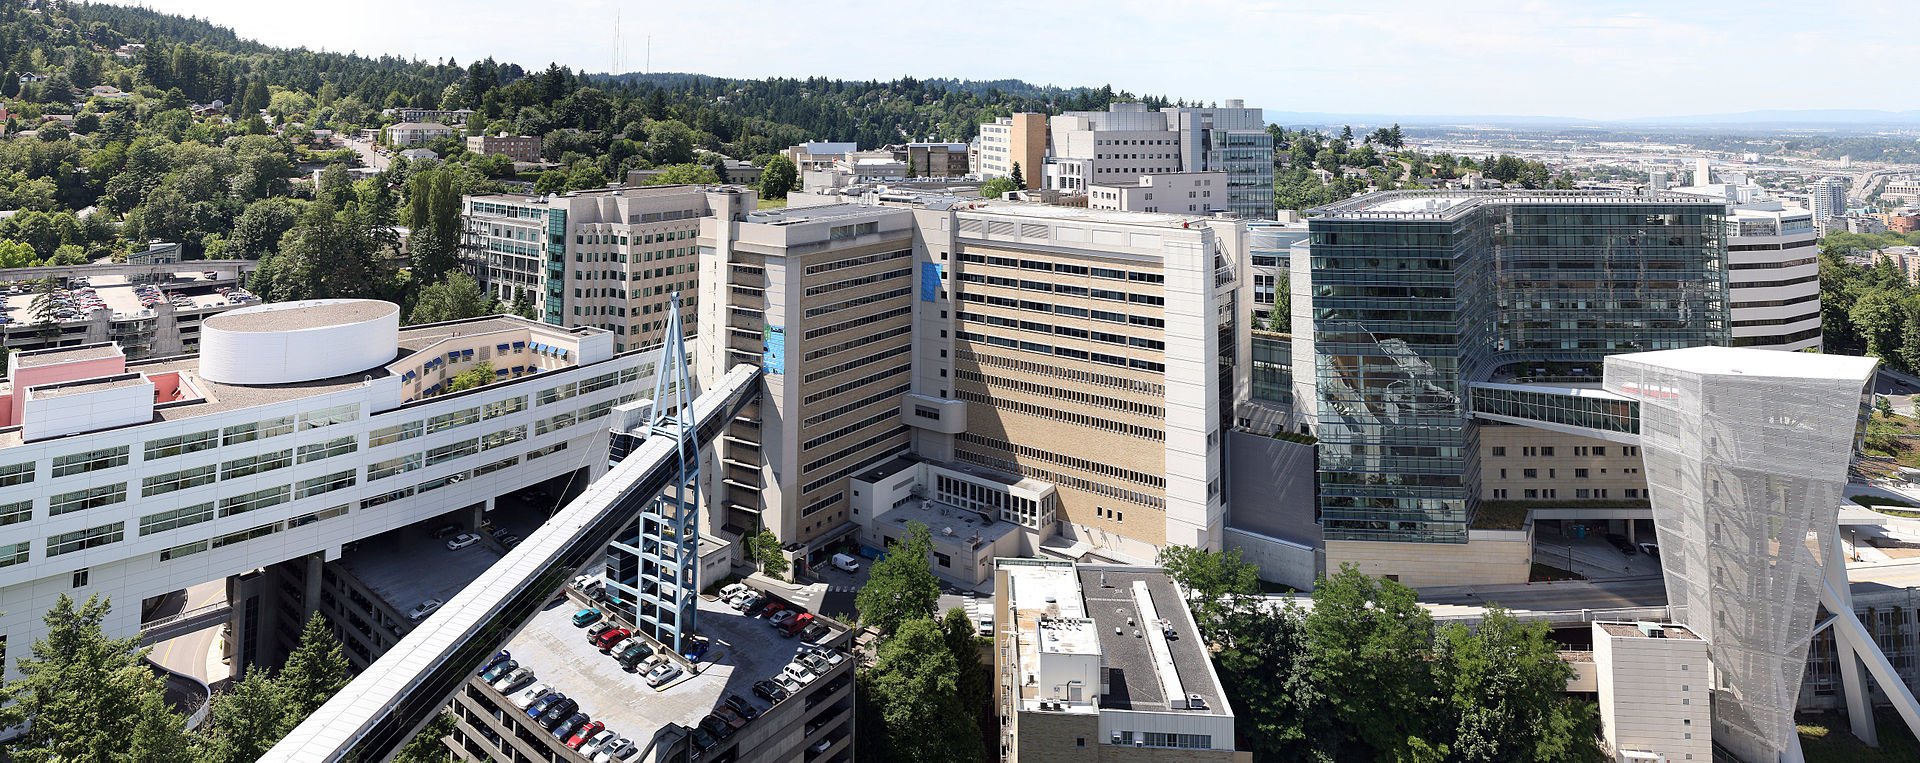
<box><xmin>831</xmin><ymin>553</ymin><xmax>861</xmax><ymax>573</ymax></box>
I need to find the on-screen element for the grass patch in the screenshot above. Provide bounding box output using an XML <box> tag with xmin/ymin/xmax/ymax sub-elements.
<box><xmin>1799</xmin><ymin>709</ymin><xmax>1920</xmax><ymax>763</ymax></box>
<box><xmin>1473</xmin><ymin>502</ymin><xmax>1530</xmax><ymax>530</ymax></box>
<box><xmin>1529</xmin><ymin>563</ymin><xmax>1586</xmax><ymax>582</ymax></box>
<box><xmin>1852</xmin><ymin>495</ymin><xmax>1918</xmax><ymax>509</ymax></box>
<box><xmin>758</xmin><ymin>196</ymin><xmax>790</xmax><ymax>209</ymax></box>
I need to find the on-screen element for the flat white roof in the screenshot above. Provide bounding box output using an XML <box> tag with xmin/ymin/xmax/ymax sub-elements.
<box><xmin>1609</xmin><ymin>346</ymin><xmax>1877</xmax><ymax>382</ymax></box>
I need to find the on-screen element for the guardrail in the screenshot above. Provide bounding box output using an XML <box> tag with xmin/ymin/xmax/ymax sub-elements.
<box><xmin>139</xmin><ymin>601</ymin><xmax>232</xmax><ymax>646</ymax></box>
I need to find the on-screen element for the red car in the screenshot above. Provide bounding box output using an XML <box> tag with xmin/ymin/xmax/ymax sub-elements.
<box><xmin>565</xmin><ymin>720</ymin><xmax>605</xmax><ymax>750</ymax></box>
<box><xmin>593</xmin><ymin>628</ymin><xmax>631</xmax><ymax>650</ymax></box>
<box><xmin>760</xmin><ymin>602</ymin><xmax>787</xmax><ymax>620</ymax></box>
<box><xmin>781</xmin><ymin>612</ymin><xmax>815</xmax><ymax>637</ymax></box>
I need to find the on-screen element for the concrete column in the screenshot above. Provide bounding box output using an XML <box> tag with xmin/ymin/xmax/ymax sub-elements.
<box><xmin>1826</xmin><ymin>532</ymin><xmax>1879</xmax><ymax>747</ymax></box>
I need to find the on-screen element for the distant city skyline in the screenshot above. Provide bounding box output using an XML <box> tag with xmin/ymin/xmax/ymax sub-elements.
<box><xmin>118</xmin><ymin>0</ymin><xmax>1920</xmax><ymax>121</ymax></box>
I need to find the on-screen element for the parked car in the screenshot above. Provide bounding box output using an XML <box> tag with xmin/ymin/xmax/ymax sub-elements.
<box><xmin>723</xmin><ymin>693</ymin><xmax>761</xmax><ymax>720</ymax></box>
<box><xmin>810</xmin><ymin>738</ymin><xmax>832</xmax><ymax>753</ymax></box>
<box><xmin>579</xmin><ymin>728</ymin><xmax>618</xmax><ymax>755</ymax></box>
<box><xmin>774</xmin><ymin>672</ymin><xmax>804</xmax><ymax>695</ymax></box>
<box><xmin>645</xmin><ymin>662</ymin><xmax>684</xmax><ymax>687</ymax></box>
<box><xmin>478</xmin><ymin>650</ymin><xmax>511</xmax><ymax>673</ymax></box>
<box><xmin>699</xmin><ymin>714</ymin><xmax>734</xmax><ymax>740</ymax></box>
<box><xmin>712</xmin><ymin>705</ymin><xmax>749</xmax><ymax>730</ymax></box>
<box><xmin>801</xmin><ymin>623</ymin><xmax>832</xmax><ymax>643</ymax></box>
<box><xmin>587</xmin><ymin>621</ymin><xmax>617</xmax><ymax>641</ymax></box>
<box><xmin>526</xmin><ymin>692</ymin><xmax>567</xmax><ymax>719</ymax></box>
<box><xmin>480</xmin><ymin>659</ymin><xmax>518</xmax><ymax>683</ymax></box>
<box><xmin>719</xmin><ymin>582</ymin><xmax>749</xmax><ymax>600</ymax></box>
<box><xmin>769</xmin><ymin>608</ymin><xmax>800</xmax><ymax>629</ymax></box>
<box><xmin>592</xmin><ymin>736</ymin><xmax>638</xmax><ymax>763</ymax></box>
<box><xmin>493</xmin><ymin>667</ymin><xmax>536</xmax><ymax>694</ymax></box>
<box><xmin>752</xmin><ymin>679</ymin><xmax>788</xmax><ymax>703</ymax></box>
<box><xmin>831</xmin><ymin>553</ymin><xmax>861</xmax><ymax>572</ymax></box>
<box><xmin>1638</xmin><ymin>542</ymin><xmax>1660</xmax><ymax>559</ymax></box>
<box><xmin>552</xmin><ymin>711</ymin><xmax>590</xmax><ymax>739</ymax></box>
<box><xmin>743</xmin><ymin>597</ymin><xmax>776</xmax><ymax>617</ymax></box>
<box><xmin>616</xmin><ymin>641</ymin><xmax>654</xmax><ymax>669</ymax></box>
<box><xmin>430</xmin><ymin>523</ymin><xmax>462</xmax><ymax>539</ymax></box>
<box><xmin>688</xmin><ymin>724</ymin><xmax>720</xmax><ymax>750</ymax></box>
<box><xmin>510</xmin><ymin>683</ymin><xmax>553</xmax><ymax>709</ymax></box>
<box><xmin>729</xmin><ymin>591</ymin><xmax>761</xmax><ymax>611</ymax></box>
<box><xmin>803</xmin><ymin>646</ymin><xmax>846</xmax><ymax>668</ymax></box>
<box><xmin>1604</xmin><ymin>533</ymin><xmax>1638</xmax><ymax>555</ymax></box>
<box><xmin>594</xmin><ymin>628</ymin><xmax>632</xmax><ymax>650</ymax></box>
<box><xmin>566</xmin><ymin>720</ymin><xmax>605</xmax><ymax>749</ymax></box>
<box><xmin>977</xmin><ymin>615</ymin><xmax>995</xmax><ymax>637</ymax></box>
<box><xmin>445</xmin><ymin>533</ymin><xmax>481</xmax><ymax>550</ymax></box>
<box><xmin>499</xmin><ymin>533</ymin><xmax>523</xmax><ymax>549</ymax></box>
<box><xmin>407</xmin><ymin>599</ymin><xmax>443</xmax><ymax>621</ymax></box>
<box><xmin>681</xmin><ymin>638</ymin><xmax>711</xmax><ymax>663</ymax></box>
<box><xmin>758</xmin><ymin>602</ymin><xmax>788</xmax><ymax>621</ymax></box>
<box><xmin>780</xmin><ymin>612</ymin><xmax>815</xmax><ymax>637</ymax></box>
<box><xmin>573</xmin><ymin>607</ymin><xmax>604</xmax><ymax>626</ymax></box>
<box><xmin>539</xmin><ymin>702</ymin><xmax>579</xmax><ymax>729</ymax></box>
<box><xmin>783</xmin><ymin>661</ymin><xmax>817</xmax><ymax>684</ymax></box>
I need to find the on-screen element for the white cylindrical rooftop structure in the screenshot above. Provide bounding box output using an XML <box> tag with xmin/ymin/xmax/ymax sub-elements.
<box><xmin>199</xmin><ymin>299</ymin><xmax>400</xmax><ymax>385</ymax></box>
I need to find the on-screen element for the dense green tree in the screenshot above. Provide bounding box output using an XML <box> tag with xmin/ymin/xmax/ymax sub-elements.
<box><xmin>746</xmin><ymin>529</ymin><xmax>789</xmax><ymax>579</ymax></box>
<box><xmin>510</xmin><ymin>289</ymin><xmax>538</xmax><ymax>320</ymax></box>
<box><xmin>253</xmin><ymin>201</ymin><xmax>386</xmax><ymax>302</ymax></box>
<box><xmin>709</xmin><ymin>154</ymin><xmax>731</xmax><ymax>183</ymax></box>
<box><xmin>1432</xmin><ymin>608</ymin><xmax>1602</xmax><ymax>763</ymax></box>
<box><xmin>1301</xmin><ymin>567</ymin><xmax>1437</xmax><ymax>758</ymax></box>
<box><xmin>978</xmin><ymin>176</ymin><xmax>1018</xmax><ymax>199</ymax></box>
<box><xmin>278</xmin><ymin>613</ymin><xmax>352</xmax><ymax>718</ymax></box>
<box><xmin>1851</xmin><ymin>290</ymin><xmax>1905</xmax><ymax>363</ymax></box>
<box><xmin>1008</xmin><ymin>161</ymin><xmax>1024</xmax><ymax>188</ymax></box>
<box><xmin>642</xmin><ymin>163</ymin><xmax>721</xmax><ymax>185</ymax></box>
<box><xmin>940</xmin><ymin>607</ymin><xmax>995</xmax><ymax>754</ymax></box>
<box><xmin>855</xmin><ymin>521</ymin><xmax>941</xmax><ymax>635</ymax></box>
<box><xmin>229</xmin><ymin>197</ymin><xmax>306</xmax><ymax>259</ymax></box>
<box><xmin>197</xmin><ymin>669</ymin><xmax>288</xmax><ymax>763</ymax></box>
<box><xmin>0</xmin><ymin>595</ymin><xmax>195</xmax><ymax>763</ymax></box>
<box><xmin>759</xmin><ymin>155</ymin><xmax>796</xmax><ymax>200</ymax></box>
<box><xmin>409</xmin><ymin>272</ymin><xmax>497</xmax><ymax>325</ymax></box>
<box><xmin>864</xmin><ymin>617</ymin><xmax>983</xmax><ymax>763</ymax></box>
<box><xmin>1157</xmin><ymin>544</ymin><xmax>1261</xmax><ymax>642</ymax></box>
<box><xmin>446</xmin><ymin>362</ymin><xmax>496</xmax><ymax>393</ymax></box>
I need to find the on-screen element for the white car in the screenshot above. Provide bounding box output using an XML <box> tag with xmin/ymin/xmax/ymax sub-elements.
<box><xmin>510</xmin><ymin>683</ymin><xmax>553</xmax><ymax>709</ymax></box>
<box><xmin>774</xmin><ymin>672</ymin><xmax>803</xmax><ymax>695</ymax></box>
<box><xmin>579</xmin><ymin>729</ymin><xmax>620</xmax><ymax>756</ymax></box>
<box><xmin>719</xmin><ymin>582</ymin><xmax>749</xmax><ymax>600</ymax></box>
<box><xmin>783</xmin><ymin>661</ymin><xmax>817</xmax><ymax>684</ymax></box>
<box><xmin>805</xmin><ymin>647</ymin><xmax>847</xmax><ymax>668</ymax></box>
<box><xmin>445</xmin><ymin>533</ymin><xmax>480</xmax><ymax>550</ymax></box>
<box><xmin>406</xmin><ymin>599</ymin><xmax>443</xmax><ymax>620</ymax></box>
<box><xmin>729</xmin><ymin>592</ymin><xmax>762</xmax><ymax>611</ymax></box>
<box><xmin>645</xmin><ymin>662</ymin><xmax>683</xmax><ymax>687</ymax></box>
<box><xmin>491</xmin><ymin>667</ymin><xmax>535</xmax><ymax>693</ymax></box>
<box><xmin>592</xmin><ymin>737</ymin><xmax>639</xmax><ymax>763</ymax></box>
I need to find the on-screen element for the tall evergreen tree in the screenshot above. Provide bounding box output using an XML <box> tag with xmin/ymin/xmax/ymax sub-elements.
<box><xmin>0</xmin><ymin>595</ymin><xmax>195</xmax><ymax>763</ymax></box>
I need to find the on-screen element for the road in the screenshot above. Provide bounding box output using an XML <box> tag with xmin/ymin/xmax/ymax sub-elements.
<box><xmin>342</xmin><ymin>135</ymin><xmax>387</xmax><ymax>172</ymax></box>
<box><xmin>148</xmin><ymin>579</ymin><xmax>230</xmax><ymax>686</ymax></box>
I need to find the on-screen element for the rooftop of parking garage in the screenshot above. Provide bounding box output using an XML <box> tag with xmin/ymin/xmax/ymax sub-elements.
<box><xmin>336</xmin><ymin>523</ymin><xmax>505</xmax><ymax>619</ymax></box>
<box><xmin>494</xmin><ymin>588</ymin><xmax>851</xmax><ymax>742</ymax></box>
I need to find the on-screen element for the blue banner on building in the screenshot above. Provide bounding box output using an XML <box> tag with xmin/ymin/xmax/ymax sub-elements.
<box><xmin>762</xmin><ymin>325</ymin><xmax>786</xmax><ymax>375</ymax></box>
<box><xmin>921</xmin><ymin>262</ymin><xmax>943</xmax><ymax>302</ymax></box>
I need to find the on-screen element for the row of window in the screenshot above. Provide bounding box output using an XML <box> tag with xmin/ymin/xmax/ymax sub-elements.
<box><xmin>802</xmin><ymin>344</ymin><xmax>913</xmax><ymax>385</ymax></box>
<box><xmin>804</xmin><ymin>268</ymin><xmax>912</xmax><ymax>298</ymax></box>
<box><xmin>955</xmin><ymin>350</ymin><xmax>1165</xmax><ymax>396</ymax></box>
<box><xmin>957</xmin><ymin>272</ymin><xmax>1166</xmax><ymax>307</ymax></box>
<box><xmin>958</xmin><ymin>311</ymin><xmax>1166</xmax><ymax>352</ymax></box>
<box><xmin>953</xmin><ymin>388</ymin><xmax>1165</xmax><ymax>441</ymax></box>
<box><xmin>803</xmin><ymin>304</ymin><xmax>913</xmax><ymax>341</ymax></box>
<box><xmin>957</xmin><ymin>431</ymin><xmax>1164</xmax><ymax>488</ymax></box>
<box><xmin>953</xmin><ymin>369</ymin><xmax>1163</xmax><ymax>418</ymax></box>
<box><xmin>957</xmin><ymin>292</ymin><xmax>1165</xmax><ymax>329</ymax></box>
<box><xmin>802</xmin><ymin>383</ymin><xmax>913</xmax><ymax>428</ymax></box>
<box><xmin>954</xmin><ymin>448</ymin><xmax>1164</xmax><ymax>509</ymax></box>
<box><xmin>799</xmin><ymin>427</ymin><xmax>911</xmax><ymax>495</ymax></box>
<box><xmin>956</xmin><ymin>330</ymin><xmax>1166</xmax><ymax>374</ymax></box>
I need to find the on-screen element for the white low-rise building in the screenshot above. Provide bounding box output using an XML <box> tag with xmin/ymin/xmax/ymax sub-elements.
<box><xmin>0</xmin><ymin>300</ymin><xmax>668</xmax><ymax>676</ymax></box>
<box><xmin>1593</xmin><ymin>621</ymin><xmax>1712</xmax><ymax>762</ymax></box>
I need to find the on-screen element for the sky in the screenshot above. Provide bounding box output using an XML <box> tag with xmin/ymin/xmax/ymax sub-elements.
<box><xmin>120</xmin><ymin>0</ymin><xmax>1920</xmax><ymax>120</ymax></box>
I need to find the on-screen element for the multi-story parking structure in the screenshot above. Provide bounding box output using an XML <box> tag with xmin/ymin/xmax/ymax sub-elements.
<box><xmin>0</xmin><ymin>299</ymin><xmax>667</xmax><ymax>676</ymax></box>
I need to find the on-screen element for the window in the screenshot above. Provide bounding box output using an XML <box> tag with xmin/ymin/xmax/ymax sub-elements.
<box><xmin>211</xmin><ymin>522</ymin><xmax>280</xmax><ymax>549</ymax></box>
<box><xmin>145</xmin><ymin>430</ymin><xmax>218</xmax><ymax>460</ymax></box>
<box><xmin>160</xmin><ymin>541</ymin><xmax>209</xmax><ymax>561</ymax></box>
<box><xmin>72</xmin><ymin>569</ymin><xmax>88</xmax><ymax>588</ymax></box>
<box><xmin>1522</xmin><ymin>469</ymin><xmax>1538</xmax><ymax>479</ymax></box>
<box><xmin>481</xmin><ymin>426</ymin><xmax>528</xmax><ymax>451</ymax></box>
<box><xmin>221</xmin><ymin>449</ymin><xmax>293</xmax><ymax>480</ymax></box>
<box><xmin>0</xmin><ymin>461</ymin><xmax>34</xmax><ymax>487</ymax></box>
<box><xmin>427</xmin><ymin>406</ymin><xmax>483</xmax><ymax>433</ymax></box>
<box><xmin>219</xmin><ymin>486</ymin><xmax>291</xmax><ymax>517</ymax></box>
<box><xmin>426</xmin><ymin>439</ymin><xmax>480</xmax><ymax>466</ymax></box>
<box><xmin>299</xmin><ymin>403</ymin><xmax>359</xmax><ymax>430</ymax></box>
<box><xmin>369</xmin><ymin>420</ymin><xmax>424</xmax><ymax>447</ymax></box>
<box><xmin>223</xmin><ymin>416</ymin><xmax>295</xmax><ymax>445</ymax></box>
<box><xmin>369</xmin><ymin>453</ymin><xmax>423</xmax><ymax>480</ymax></box>
<box><xmin>47</xmin><ymin>523</ymin><xmax>126</xmax><ymax>557</ymax></box>
<box><xmin>52</xmin><ymin>446</ymin><xmax>130</xmax><ymax>477</ymax></box>
<box><xmin>0</xmin><ymin>500</ymin><xmax>29</xmax><ymax>526</ymax></box>
<box><xmin>1491</xmin><ymin>446</ymin><xmax>1506</xmax><ymax>457</ymax></box>
<box><xmin>142</xmin><ymin>465</ymin><xmax>216</xmax><ymax>496</ymax></box>
<box><xmin>1540</xmin><ymin>446</ymin><xmax>1555</xmax><ymax>457</ymax></box>
<box><xmin>483</xmin><ymin>396</ymin><xmax>528</xmax><ymax>419</ymax></box>
<box><xmin>1574</xmin><ymin>468</ymin><xmax>1590</xmax><ymax>479</ymax></box>
<box><xmin>933</xmin><ymin>552</ymin><xmax>952</xmax><ymax>568</ymax></box>
<box><xmin>0</xmin><ymin>541</ymin><xmax>28</xmax><ymax>568</ymax></box>
<box><xmin>296</xmin><ymin>470</ymin><xmax>357</xmax><ymax>499</ymax></box>
<box><xmin>298</xmin><ymin>437</ymin><xmax>358</xmax><ymax>464</ymax></box>
<box><xmin>50</xmin><ymin>483</ymin><xmax>127</xmax><ymax>515</ymax></box>
<box><xmin>140</xmin><ymin>503</ymin><xmax>216</xmax><ymax>535</ymax></box>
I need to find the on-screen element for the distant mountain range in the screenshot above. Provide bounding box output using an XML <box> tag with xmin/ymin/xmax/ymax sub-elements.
<box><xmin>1266</xmin><ymin>109</ymin><xmax>1920</xmax><ymax>130</ymax></box>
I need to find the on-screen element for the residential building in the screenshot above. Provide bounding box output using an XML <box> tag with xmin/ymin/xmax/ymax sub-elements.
<box><xmin>786</xmin><ymin>142</ymin><xmax>859</xmax><ymax>173</ymax></box>
<box><xmin>1842</xmin><ymin>213</ymin><xmax>1888</xmax><ymax>234</ymax></box>
<box><xmin>892</xmin><ymin>142</ymin><xmax>971</xmax><ymax>178</ymax></box>
<box><xmin>1886</xmin><ymin>210</ymin><xmax>1920</xmax><ymax>233</ymax></box>
<box><xmin>461</xmin><ymin>185</ymin><xmax>757</xmax><ymax>350</ymax></box>
<box><xmin>385</xmin><ymin>122</ymin><xmax>455</xmax><ymax>147</ymax></box>
<box><xmin>979</xmin><ymin>114</ymin><xmax>1047</xmax><ymax>190</ymax></box>
<box><xmin>398</xmin><ymin>148</ymin><xmax>439</xmax><ymax>162</ymax></box>
<box><xmin>1041</xmin><ymin>101</ymin><xmax>1273</xmax><ymax>219</ymax></box>
<box><xmin>388</xmin><ymin>108</ymin><xmax>475</xmax><ymax>125</ymax></box>
<box><xmin>1592</xmin><ymin>621</ymin><xmax>1712</xmax><ymax>762</ymax></box>
<box><xmin>697</xmin><ymin>198</ymin><xmax>1242</xmax><ymax>568</ymax></box>
<box><xmin>1296</xmin><ymin>191</ymin><xmax>1730</xmax><ymax>585</ymax></box>
<box><xmin>1882</xmin><ymin>179</ymin><xmax>1920</xmax><ymax>204</ymax></box>
<box><xmin>1087</xmin><ymin>171</ymin><xmax>1229</xmax><ymax>214</ymax></box>
<box><xmin>1872</xmin><ymin>246</ymin><xmax>1920</xmax><ymax>285</ymax></box>
<box><xmin>443</xmin><ymin>578</ymin><xmax>856</xmax><ymax>763</ymax></box>
<box><xmin>0</xmin><ymin>300</ymin><xmax>667</xmax><ymax>677</ymax></box>
<box><xmin>993</xmin><ymin>559</ymin><xmax>1239</xmax><ymax>762</ymax></box>
<box><xmin>1810</xmin><ymin>176</ymin><xmax>1847</xmax><ymax>232</ymax></box>
<box><xmin>464</xmin><ymin>134</ymin><xmax>542</xmax><ymax>163</ymax></box>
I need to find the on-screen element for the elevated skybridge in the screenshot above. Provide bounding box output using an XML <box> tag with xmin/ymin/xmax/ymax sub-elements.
<box><xmin>260</xmin><ymin>363</ymin><xmax>761</xmax><ymax>763</ymax></box>
<box><xmin>1467</xmin><ymin>380</ymin><xmax>1642</xmax><ymax>444</ymax></box>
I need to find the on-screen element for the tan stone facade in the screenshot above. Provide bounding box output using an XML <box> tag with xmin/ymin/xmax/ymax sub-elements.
<box><xmin>1477</xmin><ymin>425</ymin><xmax>1649</xmax><ymax>503</ymax></box>
<box><xmin>1324</xmin><ymin>531</ymin><xmax>1533</xmax><ymax>587</ymax></box>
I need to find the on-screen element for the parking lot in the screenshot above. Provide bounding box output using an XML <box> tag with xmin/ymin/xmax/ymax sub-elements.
<box><xmin>502</xmin><ymin>587</ymin><xmax>829</xmax><ymax>741</ymax></box>
<box><xmin>814</xmin><ymin>558</ymin><xmax>994</xmax><ymax>634</ymax></box>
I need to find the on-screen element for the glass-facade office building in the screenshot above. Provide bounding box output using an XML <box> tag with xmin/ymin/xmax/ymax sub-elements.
<box><xmin>1305</xmin><ymin>192</ymin><xmax>1727</xmax><ymax>543</ymax></box>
